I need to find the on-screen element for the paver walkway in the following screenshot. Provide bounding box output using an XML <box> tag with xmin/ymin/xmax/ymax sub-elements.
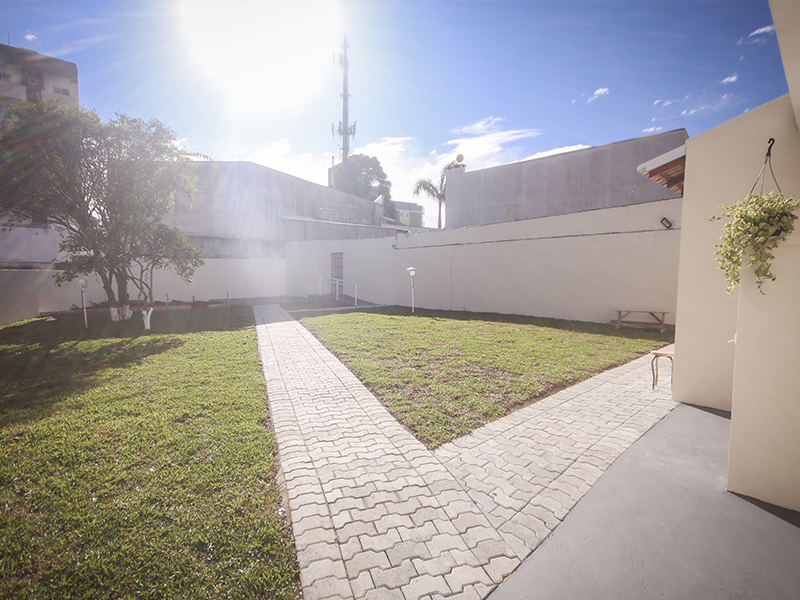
<box><xmin>254</xmin><ymin>305</ymin><xmax>676</xmax><ymax>600</ymax></box>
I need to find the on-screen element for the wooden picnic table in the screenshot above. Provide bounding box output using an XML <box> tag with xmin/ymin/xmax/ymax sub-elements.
<box><xmin>612</xmin><ymin>310</ymin><xmax>669</xmax><ymax>332</ymax></box>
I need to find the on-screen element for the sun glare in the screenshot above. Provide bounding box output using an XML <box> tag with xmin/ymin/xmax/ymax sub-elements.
<box><xmin>178</xmin><ymin>0</ymin><xmax>343</xmax><ymax>116</ymax></box>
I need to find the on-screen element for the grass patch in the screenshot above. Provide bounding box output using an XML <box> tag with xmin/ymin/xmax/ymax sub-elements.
<box><xmin>0</xmin><ymin>307</ymin><xmax>299</xmax><ymax>599</ymax></box>
<box><xmin>299</xmin><ymin>306</ymin><xmax>673</xmax><ymax>449</ymax></box>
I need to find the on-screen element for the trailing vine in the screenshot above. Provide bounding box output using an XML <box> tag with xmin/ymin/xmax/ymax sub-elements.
<box><xmin>710</xmin><ymin>192</ymin><xmax>800</xmax><ymax>294</ymax></box>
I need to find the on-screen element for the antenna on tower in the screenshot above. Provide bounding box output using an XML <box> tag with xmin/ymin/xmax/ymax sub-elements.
<box><xmin>332</xmin><ymin>37</ymin><xmax>356</xmax><ymax>162</ymax></box>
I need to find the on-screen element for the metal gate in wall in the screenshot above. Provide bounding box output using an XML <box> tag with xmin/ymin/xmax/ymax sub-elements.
<box><xmin>330</xmin><ymin>252</ymin><xmax>343</xmax><ymax>297</ymax></box>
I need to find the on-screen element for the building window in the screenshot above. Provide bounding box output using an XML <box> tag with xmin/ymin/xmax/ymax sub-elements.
<box><xmin>0</xmin><ymin>73</ymin><xmax>11</xmax><ymax>82</ymax></box>
<box><xmin>27</xmin><ymin>76</ymin><xmax>37</xmax><ymax>85</ymax></box>
<box><xmin>52</xmin><ymin>86</ymin><xmax>70</xmax><ymax>96</ymax></box>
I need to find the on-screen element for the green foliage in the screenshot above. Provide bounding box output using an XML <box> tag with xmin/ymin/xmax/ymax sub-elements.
<box><xmin>0</xmin><ymin>101</ymin><xmax>202</xmax><ymax>314</ymax></box>
<box><xmin>0</xmin><ymin>307</ymin><xmax>300</xmax><ymax>599</ymax></box>
<box><xmin>300</xmin><ymin>307</ymin><xmax>673</xmax><ymax>448</ymax></box>
<box><xmin>710</xmin><ymin>192</ymin><xmax>800</xmax><ymax>294</ymax></box>
<box><xmin>331</xmin><ymin>153</ymin><xmax>395</xmax><ymax>219</ymax></box>
<box><xmin>413</xmin><ymin>160</ymin><xmax>461</xmax><ymax>229</ymax></box>
<box><xmin>129</xmin><ymin>224</ymin><xmax>203</xmax><ymax>308</ymax></box>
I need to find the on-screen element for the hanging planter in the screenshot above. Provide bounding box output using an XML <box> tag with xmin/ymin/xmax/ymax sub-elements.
<box><xmin>711</xmin><ymin>191</ymin><xmax>799</xmax><ymax>294</ymax></box>
<box><xmin>710</xmin><ymin>138</ymin><xmax>799</xmax><ymax>295</ymax></box>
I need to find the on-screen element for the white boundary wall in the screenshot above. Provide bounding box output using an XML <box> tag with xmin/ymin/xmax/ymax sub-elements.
<box><xmin>0</xmin><ymin>258</ymin><xmax>288</xmax><ymax>326</ymax></box>
<box><xmin>287</xmin><ymin>198</ymin><xmax>682</xmax><ymax>325</ymax></box>
<box><xmin>2</xmin><ymin>200</ymin><xmax>680</xmax><ymax>327</ymax></box>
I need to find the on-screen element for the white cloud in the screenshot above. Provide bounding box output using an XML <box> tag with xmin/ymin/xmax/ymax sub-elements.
<box><xmin>352</xmin><ymin>119</ymin><xmax>544</xmax><ymax>227</ymax></box>
<box><xmin>749</xmin><ymin>24</ymin><xmax>776</xmax><ymax>37</ymax></box>
<box><xmin>721</xmin><ymin>73</ymin><xmax>738</xmax><ymax>84</ymax></box>
<box><xmin>243</xmin><ymin>139</ymin><xmax>333</xmax><ymax>185</ymax></box>
<box><xmin>681</xmin><ymin>106</ymin><xmax>709</xmax><ymax>116</ymax></box>
<box><xmin>353</xmin><ymin>137</ymin><xmax>449</xmax><ymax>227</ymax></box>
<box><xmin>642</xmin><ymin>127</ymin><xmax>663</xmax><ymax>134</ymax></box>
<box><xmin>738</xmin><ymin>24</ymin><xmax>776</xmax><ymax>45</ymax></box>
<box><xmin>678</xmin><ymin>92</ymin><xmax>732</xmax><ymax>118</ymax></box>
<box><xmin>24</xmin><ymin>34</ymin><xmax>37</xmax><ymax>42</ymax></box>
<box><xmin>586</xmin><ymin>88</ymin><xmax>610</xmax><ymax>103</ymax></box>
<box><xmin>444</xmin><ymin>122</ymin><xmax>544</xmax><ymax>170</ymax></box>
<box><xmin>654</xmin><ymin>98</ymin><xmax>680</xmax><ymax>107</ymax></box>
<box><xmin>519</xmin><ymin>145</ymin><xmax>590</xmax><ymax>162</ymax></box>
<box><xmin>238</xmin><ymin>118</ymin><xmax>548</xmax><ymax>227</ymax></box>
<box><xmin>450</xmin><ymin>117</ymin><xmax>505</xmax><ymax>136</ymax></box>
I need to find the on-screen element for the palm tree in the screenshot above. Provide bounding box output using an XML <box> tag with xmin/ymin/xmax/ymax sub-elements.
<box><xmin>413</xmin><ymin>161</ymin><xmax>459</xmax><ymax>229</ymax></box>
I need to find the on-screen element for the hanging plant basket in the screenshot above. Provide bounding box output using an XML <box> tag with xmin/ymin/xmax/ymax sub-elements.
<box><xmin>710</xmin><ymin>191</ymin><xmax>800</xmax><ymax>294</ymax></box>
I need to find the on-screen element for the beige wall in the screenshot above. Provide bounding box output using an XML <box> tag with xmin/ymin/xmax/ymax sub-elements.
<box><xmin>0</xmin><ymin>271</ymin><xmax>101</xmax><ymax>325</ymax></box>
<box><xmin>674</xmin><ymin>93</ymin><xmax>800</xmax><ymax>511</ymax></box>
<box><xmin>154</xmin><ymin>258</ymin><xmax>288</xmax><ymax>303</ymax></box>
<box><xmin>0</xmin><ymin>257</ymin><xmax>288</xmax><ymax>326</ymax></box>
<box><xmin>673</xmin><ymin>95</ymin><xmax>796</xmax><ymax>411</ymax></box>
<box><xmin>728</xmin><ymin>238</ymin><xmax>800</xmax><ymax>511</ymax></box>
<box><xmin>287</xmin><ymin>198</ymin><xmax>682</xmax><ymax>324</ymax></box>
<box><xmin>0</xmin><ymin>225</ymin><xmax>63</xmax><ymax>265</ymax></box>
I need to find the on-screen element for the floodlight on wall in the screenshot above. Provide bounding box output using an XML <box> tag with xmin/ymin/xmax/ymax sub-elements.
<box><xmin>661</xmin><ymin>217</ymin><xmax>674</xmax><ymax>230</ymax></box>
<box><xmin>407</xmin><ymin>267</ymin><xmax>416</xmax><ymax>313</ymax></box>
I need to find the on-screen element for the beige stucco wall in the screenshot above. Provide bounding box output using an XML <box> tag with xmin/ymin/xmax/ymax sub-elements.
<box><xmin>0</xmin><ymin>225</ymin><xmax>63</xmax><ymax>265</ymax></box>
<box><xmin>286</xmin><ymin>198</ymin><xmax>682</xmax><ymax>324</ymax></box>
<box><xmin>728</xmin><ymin>238</ymin><xmax>800</xmax><ymax>511</ymax></box>
<box><xmin>0</xmin><ymin>271</ymin><xmax>98</xmax><ymax>325</ymax></box>
<box><xmin>0</xmin><ymin>257</ymin><xmax>288</xmax><ymax>326</ymax></box>
<box><xmin>153</xmin><ymin>257</ymin><xmax>288</xmax><ymax>303</ymax></box>
<box><xmin>673</xmin><ymin>95</ymin><xmax>796</xmax><ymax>411</ymax></box>
<box><xmin>674</xmin><ymin>93</ymin><xmax>800</xmax><ymax>511</ymax></box>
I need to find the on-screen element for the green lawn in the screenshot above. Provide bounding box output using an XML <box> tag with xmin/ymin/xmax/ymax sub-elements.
<box><xmin>0</xmin><ymin>307</ymin><xmax>299</xmax><ymax>599</ymax></box>
<box><xmin>0</xmin><ymin>302</ymin><xmax>672</xmax><ymax>598</ymax></box>
<box><xmin>299</xmin><ymin>307</ymin><xmax>673</xmax><ymax>449</ymax></box>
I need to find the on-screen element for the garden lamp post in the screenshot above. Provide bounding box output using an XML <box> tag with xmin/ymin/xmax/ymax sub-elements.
<box><xmin>407</xmin><ymin>267</ymin><xmax>416</xmax><ymax>313</ymax></box>
<box><xmin>78</xmin><ymin>278</ymin><xmax>88</xmax><ymax>329</ymax></box>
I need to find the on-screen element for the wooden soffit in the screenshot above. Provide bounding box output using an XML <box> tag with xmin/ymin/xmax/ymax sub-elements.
<box><xmin>637</xmin><ymin>145</ymin><xmax>686</xmax><ymax>196</ymax></box>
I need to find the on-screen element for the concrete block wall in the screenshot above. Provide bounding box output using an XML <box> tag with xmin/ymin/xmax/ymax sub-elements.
<box><xmin>446</xmin><ymin>130</ymin><xmax>687</xmax><ymax>229</ymax></box>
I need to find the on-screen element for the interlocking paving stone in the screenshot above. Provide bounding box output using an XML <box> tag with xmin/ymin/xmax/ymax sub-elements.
<box><xmin>254</xmin><ymin>305</ymin><xmax>675</xmax><ymax>598</ymax></box>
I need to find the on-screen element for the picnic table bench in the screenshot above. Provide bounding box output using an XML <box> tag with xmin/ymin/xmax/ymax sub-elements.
<box><xmin>612</xmin><ymin>310</ymin><xmax>669</xmax><ymax>332</ymax></box>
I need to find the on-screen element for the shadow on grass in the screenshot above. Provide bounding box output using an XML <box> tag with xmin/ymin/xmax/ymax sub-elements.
<box><xmin>304</xmin><ymin>305</ymin><xmax>675</xmax><ymax>344</ymax></box>
<box><xmin>0</xmin><ymin>306</ymin><xmax>256</xmax><ymax>428</ymax></box>
<box><xmin>0</xmin><ymin>304</ymin><xmax>256</xmax><ymax>344</ymax></box>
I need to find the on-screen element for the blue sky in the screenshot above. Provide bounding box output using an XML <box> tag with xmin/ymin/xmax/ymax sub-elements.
<box><xmin>3</xmin><ymin>1</ymin><xmax>788</xmax><ymax>227</ymax></box>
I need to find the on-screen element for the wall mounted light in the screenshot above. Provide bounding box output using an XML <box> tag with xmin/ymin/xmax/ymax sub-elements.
<box><xmin>661</xmin><ymin>217</ymin><xmax>674</xmax><ymax>230</ymax></box>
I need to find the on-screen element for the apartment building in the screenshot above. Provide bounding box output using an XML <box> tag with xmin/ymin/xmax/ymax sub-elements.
<box><xmin>0</xmin><ymin>43</ymin><xmax>78</xmax><ymax>116</ymax></box>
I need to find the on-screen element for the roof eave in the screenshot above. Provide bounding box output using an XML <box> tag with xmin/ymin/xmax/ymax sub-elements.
<box><xmin>637</xmin><ymin>144</ymin><xmax>686</xmax><ymax>196</ymax></box>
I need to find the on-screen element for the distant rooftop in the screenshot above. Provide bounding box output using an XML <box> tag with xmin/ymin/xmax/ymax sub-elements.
<box><xmin>0</xmin><ymin>43</ymin><xmax>78</xmax><ymax>82</ymax></box>
<box><xmin>445</xmin><ymin>129</ymin><xmax>689</xmax><ymax>229</ymax></box>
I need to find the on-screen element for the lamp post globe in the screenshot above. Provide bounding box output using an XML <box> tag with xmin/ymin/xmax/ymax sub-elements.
<box><xmin>406</xmin><ymin>267</ymin><xmax>416</xmax><ymax>313</ymax></box>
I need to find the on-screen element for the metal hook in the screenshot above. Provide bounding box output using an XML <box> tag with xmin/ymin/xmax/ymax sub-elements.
<box><xmin>766</xmin><ymin>138</ymin><xmax>775</xmax><ymax>159</ymax></box>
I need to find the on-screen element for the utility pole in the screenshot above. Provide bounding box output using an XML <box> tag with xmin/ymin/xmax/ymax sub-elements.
<box><xmin>333</xmin><ymin>37</ymin><xmax>356</xmax><ymax>161</ymax></box>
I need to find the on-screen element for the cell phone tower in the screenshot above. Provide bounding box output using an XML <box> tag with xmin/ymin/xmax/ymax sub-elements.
<box><xmin>332</xmin><ymin>37</ymin><xmax>356</xmax><ymax>162</ymax></box>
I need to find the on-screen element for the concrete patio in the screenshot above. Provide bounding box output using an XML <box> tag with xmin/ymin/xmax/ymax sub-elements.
<box><xmin>257</xmin><ymin>305</ymin><xmax>781</xmax><ymax>599</ymax></box>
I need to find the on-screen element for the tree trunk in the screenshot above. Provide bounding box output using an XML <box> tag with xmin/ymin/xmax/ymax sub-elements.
<box><xmin>112</xmin><ymin>271</ymin><xmax>132</xmax><ymax>321</ymax></box>
<box><xmin>99</xmin><ymin>271</ymin><xmax>123</xmax><ymax>321</ymax></box>
<box><xmin>142</xmin><ymin>308</ymin><xmax>153</xmax><ymax>330</ymax></box>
